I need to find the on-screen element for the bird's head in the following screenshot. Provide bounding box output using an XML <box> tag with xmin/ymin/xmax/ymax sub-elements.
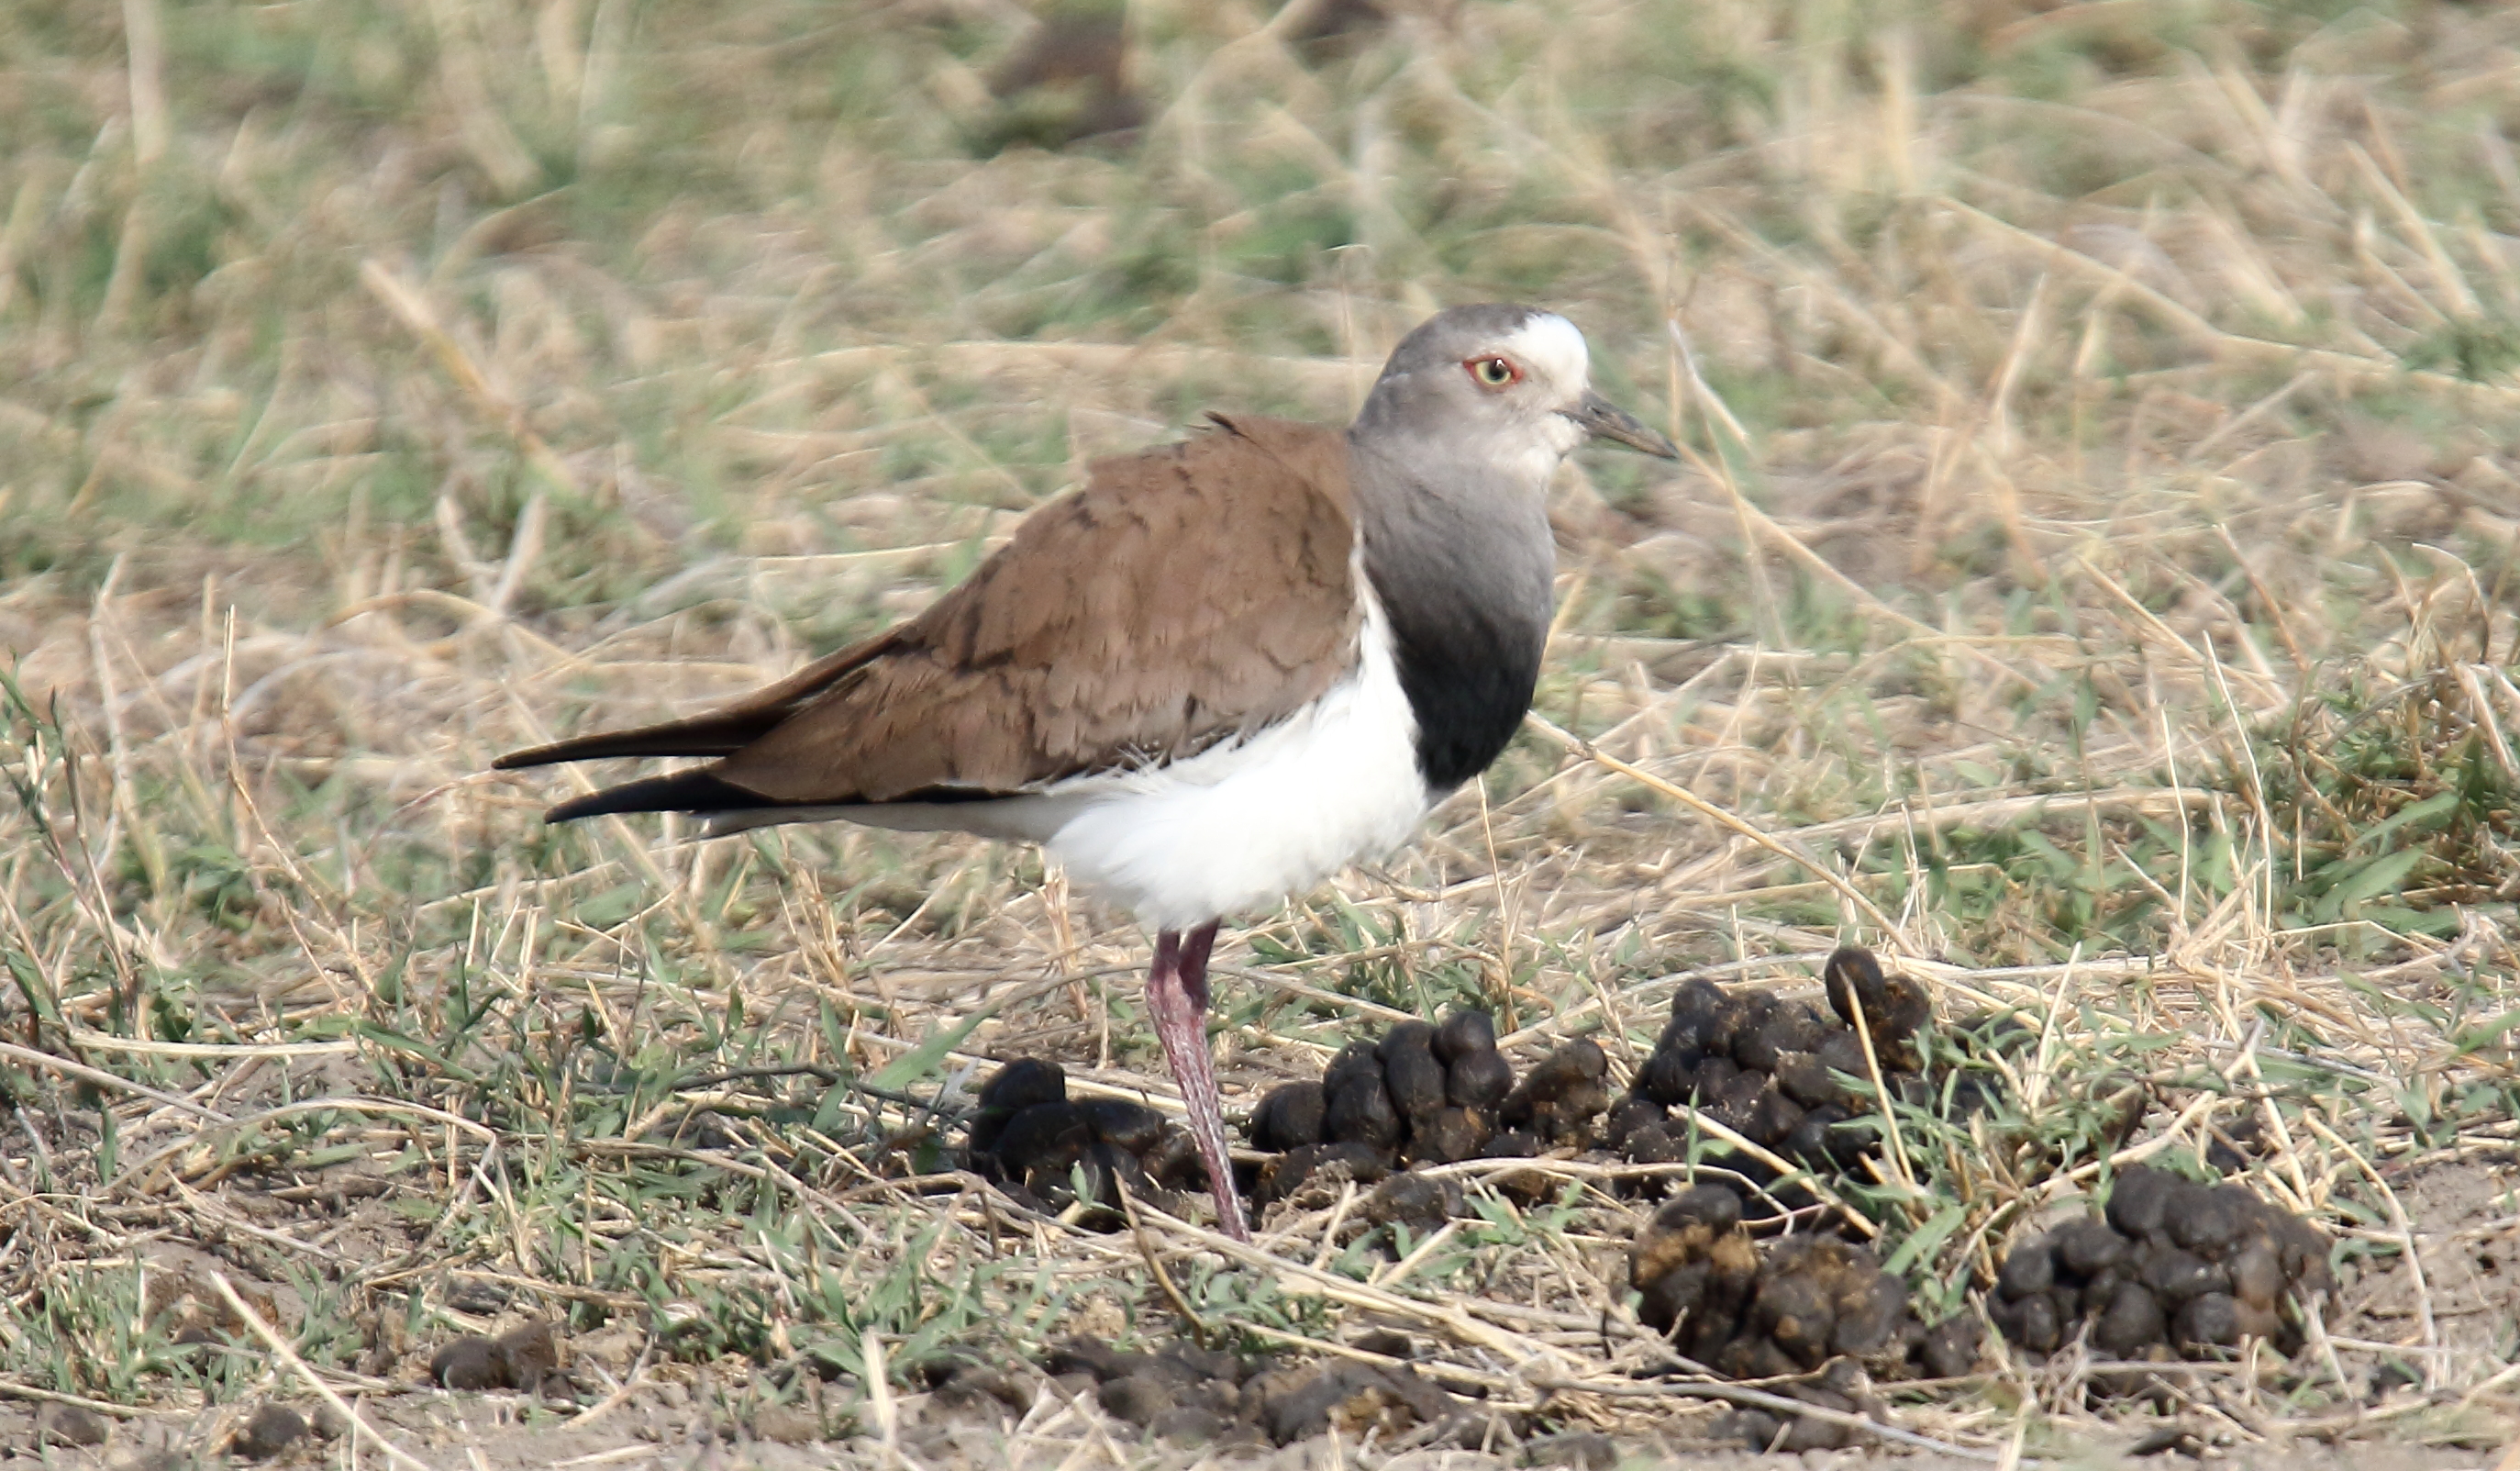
<box><xmin>1354</xmin><ymin>305</ymin><xmax>1680</xmax><ymax>478</ymax></box>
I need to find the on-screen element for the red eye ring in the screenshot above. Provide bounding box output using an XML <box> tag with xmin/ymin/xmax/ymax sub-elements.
<box><xmin>1464</xmin><ymin>355</ymin><xmax>1523</xmax><ymax>389</ymax></box>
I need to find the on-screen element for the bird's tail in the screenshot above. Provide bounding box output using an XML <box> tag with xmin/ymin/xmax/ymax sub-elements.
<box><xmin>539</xmin><ymin>769</ymin><xmax>784</xmax><ymax>824</ymax></box>
<box><xmin>493</xmin><ymin>712</ymin><xmax>779</xmax><ymax>771</ymax></box>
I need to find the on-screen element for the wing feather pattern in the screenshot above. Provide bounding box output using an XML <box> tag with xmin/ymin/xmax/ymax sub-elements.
<box><xmin>496</xmin><ymin>413</ymin><xmax>1360</xmax><ymax>820</ymax></box>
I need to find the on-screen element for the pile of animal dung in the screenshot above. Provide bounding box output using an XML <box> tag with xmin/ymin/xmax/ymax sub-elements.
<box><xmin>428</xmin><ymin>1320</ymin><xmax>566</xmax><ymax>1395</ymax></box>
<box><xmin>967</xmin><ymin>949</ymin><xmax>1968</xmax><ymax>1226</ymax></box>
<box><xmin>965</xmin><ymin>1058</ymin><xmax>1205</xmax><ymax>1217</ymax></box>
<box><xmin>1232</xmin><ymin>948</ymin><xmax>1991</xmax><ymax>1211</ymax></box>
<box><xmin>1037</xmin><ymin>1334</ymin><xmax>1497</xmax><ymax>1449</ymax></box>
<box><xmin>1607</xmin><ymin>949</ymin><xmax>1934</xmax><ymax>1178</ymax></box>
<box><xmin>1629</xmin><ymin>1185</ymin><xmax>1981</xmax><ymax>1390</ymax></box>
<box><xmin>1245</xmin><ymin>1009</ymin><xmax>1616</xmax><ymax>1203</ymax></box>
<box><xmin>1989</xmin><ymin>1165</ymin><xmax>2335</xmax><ymax>1358</ymax></box>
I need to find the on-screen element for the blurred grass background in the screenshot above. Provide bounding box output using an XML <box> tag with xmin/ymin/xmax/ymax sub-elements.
<box><xmin>1</xmin><ymin>0</ymin><xmax>2516</xmax><ymax>1453</ymax></box>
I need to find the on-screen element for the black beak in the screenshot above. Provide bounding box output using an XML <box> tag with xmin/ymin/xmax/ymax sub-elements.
<box><xmin>1562</xmin><ymin>389</ymin><xmax>1680</xmax><ymax>459</ymax></box>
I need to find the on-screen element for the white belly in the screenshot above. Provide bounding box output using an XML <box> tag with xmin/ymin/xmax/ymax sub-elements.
<box><xmin>1038</xmin><ymin>607</ymin><xmax>1432</xmax><ymax>931</ymax></box>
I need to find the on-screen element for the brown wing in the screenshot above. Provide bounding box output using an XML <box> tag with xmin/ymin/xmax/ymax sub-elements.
<box><xmin>495</xmin><ymin>413</ymin><xmax>1360</xmax><ymax>812</ymax></box>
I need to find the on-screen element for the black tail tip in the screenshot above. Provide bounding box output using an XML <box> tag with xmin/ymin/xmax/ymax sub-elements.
<box><xmin>536</xmin><ymin>770</ymin><xmax>777</xmax><ymax>824</ymax></box>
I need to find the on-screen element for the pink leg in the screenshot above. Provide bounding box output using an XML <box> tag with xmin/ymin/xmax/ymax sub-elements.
<box><xmin>1146</xmin><ymin>921</ymin><xmax>1249</xmax><ymax>1243</ymax></box>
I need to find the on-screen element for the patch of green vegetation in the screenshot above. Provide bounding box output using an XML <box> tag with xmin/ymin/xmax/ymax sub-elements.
<box><xmin>2402</xmin><ymin>318</ymin><xmax>2520</xmax><ymax>384</ymax></box>
<box><xmin>2250</xmin><ymin>662</ymin><xmax>2519</xmax><ymax>940</ymax></box>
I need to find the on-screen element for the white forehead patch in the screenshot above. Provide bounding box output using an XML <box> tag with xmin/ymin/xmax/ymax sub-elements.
<box><xmin>1499</xmin><ymin>312</ymin><xmax>1589</xmax><ymax>390</ymax></box>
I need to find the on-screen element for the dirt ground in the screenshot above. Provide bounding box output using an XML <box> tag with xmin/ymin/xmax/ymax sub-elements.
<box><xmin>4</xmin><ymin>1393</ymin><xmax>2509</xmax><ymax>1470</ymax></box>
<box><xmin>6</xmin><ymin>1149</ymin><xmax>2512</xmax><ymax>1469</ymax></box>
<box><xmin>2331</xmin><ymin>1152</ymin><xmax>2520</xmax><ymax>1384</ymax></box>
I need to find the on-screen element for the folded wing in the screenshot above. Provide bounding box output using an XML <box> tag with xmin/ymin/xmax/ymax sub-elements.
<box><xmin>494</xmin><ymin>413</ymin><xmax>1361</xmax><ymax>822</ymax></box>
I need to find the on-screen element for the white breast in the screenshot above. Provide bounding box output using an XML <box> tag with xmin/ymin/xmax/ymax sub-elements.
<box><xmin>1036</xmin><ymin>597</ymin><xmax>1432</xmax><ymax>931</ymax></box>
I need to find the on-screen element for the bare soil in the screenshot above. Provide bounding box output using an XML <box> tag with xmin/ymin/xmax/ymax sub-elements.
<box><xmin>6</xmin><ymin>1389</ymin><xmax>2510</xmax><ymax>1470</ymax></box>
<box><xmin>7</xmin><ymin>1155</ymin><xmax>2513</xmax><ymax>1469</ymax></box>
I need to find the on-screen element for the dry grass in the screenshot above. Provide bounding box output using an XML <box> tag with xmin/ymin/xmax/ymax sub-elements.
<box><xmin>2</xmin><ymin>0</ymin><xmax>2517</xmax><ymax>1463</ymax></box>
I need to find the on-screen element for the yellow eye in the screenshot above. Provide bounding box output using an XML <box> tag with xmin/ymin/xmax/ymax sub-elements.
<box><xmin>1467</xmin><ymin>355</ymin><xmax>1520</xmax><ymax>388</ymax></box>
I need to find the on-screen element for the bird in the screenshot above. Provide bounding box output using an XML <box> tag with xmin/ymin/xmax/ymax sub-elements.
<box><xmin>494</xmin><ymin>305</ymin><xmax>1678</xmax><ymax>1243</ymax></box>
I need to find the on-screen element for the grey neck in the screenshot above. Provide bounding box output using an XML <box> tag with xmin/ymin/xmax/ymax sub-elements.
<box><xmin>1345</xmin><ymin>426</ymin><xmax>1559</xmax><ymax>791</ymax></box>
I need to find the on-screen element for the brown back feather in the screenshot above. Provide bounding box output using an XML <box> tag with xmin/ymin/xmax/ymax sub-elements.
<box><xmin>501</xmin><ymin>414</ymin><xmax>1361</xmax><ymax>807</ymax></box>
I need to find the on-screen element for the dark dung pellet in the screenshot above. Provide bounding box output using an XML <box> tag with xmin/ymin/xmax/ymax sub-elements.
<box><xmin>1702</xmin><ymin>1065</ymin><xmax>1767</xmax><ymax>1130</ymax></box>
<box><xmin>1719</xmin><ymin>1333</ymin><xmax>1803</xmax><ymax>1381</ymax></box>
<box><xmin>2167</xmin><ymin>1181</ymin><xmax>2246</xmax><ymax>1255</ymax></box>
<box><xmin>1771</xmin><ymin>1050</ymin><xmax>1837</xmax><ymax>1109</ymax></box>
<box><xmin>430</xmin><ymin>1335</ymin><xmax>505</xmax><ymax>1390</ymax></box>
<box><xmin>233</xmin><ymin>1404</ymin><xmax>308</xmax><ymax>1461</ymax></box>
<box><xmin>1249</xmin><ymin>1082</ymin><xmax>1328</xmax><ymax>1153</ymax></box>
<box><xmin>1636</xmin><ymin>1046</ymin><xmax>1699</xmax><ymax>1106</ymax></box>
<box><xmin>1446</xmin><ymin>1047</ymin><xmax>1513</xmax><ymax>1109</ymax></box>
<box><xmin>1142</xmin><ymin>1127</ymin><xmax>1204</xmax><ymax>1189</ymax></box>
<box><xmin>1148</xmin><ymin>1405</ymin><xmax>1227</xmax><ymax>1443</ymax></box>
<box><xmin>1740</xmin><ymin>1082</ymin><xmax>1804</xmax><ymax>1147</ymax></box>
<box><xmin>1750</xmin><ymin>1270</ymin><xmax>1837</xmax><ymax>1368</ymax></box>
<box><xmin>1921</xmin><ymin>1314</ymin><xmax>1982</xmax><ymax>1378</ymax></box>
<box><xmin>1361</xmin><ymin>1171</ymin><xmax>1460</xmax><ymax>1233</ymax></box>
<box><xmin>1998</xmin><ymin>1293</ymin><xmax>2061</xmax><ymax>1353</ymax></box>
<box><xmin>971</xmin><ymin>1058</ymin><xmax>1068</xmax><ymax>1153</ymax></box>
<box><xmin>994</xmin><ymin>1102</ymin><xmax>1093</xmax><ymax>1177</ymax></box>
<box><xmin>1822</xmin><ymin>947</ymin><xmax>1888</xmax><ymax>1031</ymax></box>
<box><xmin>34</xmin><ymin>1403</ymin><xmax>108</xmax><ymax>1449</ymax></box>
<box><xmin>2233</xmin><ymin>1298</ymin><xmax>2284</xmax><ymax>1342</ymax></box>
<box><xmin>1669</xmin><ymin>977</ymin><xmax>1726</xmax><ymax>1026</ymax></box>
<box><xmin>1404</xmin><ymin>1104</ymin><xmax>1488</xmax><ymax>1165</ymax></box>
<box><xmin>2142</xmin><ymin>1249</ymin><xmax>2227</xmax><ymax>1304</ymax></box>
<box><xmin>1604</xmin><ymin>1095</ymin><xmax>1664</xmax><ymax>1150</ymax></box>
<box><xmin>1637</xmin><ymin>1259</ymin><xmax>1711</xmax><ymax>1335</ymax></box>
<box><xmin>1831</xmin><ymin>1271</ymin><xmax>1907</xmax><ymax>1358</ymax></box>
<box><xmin>1504</xmin><ymin>1039</ymin><xmax>1607</xmax><ymax>1111</ymax></box>
<box><xmin>2173</xmin><ymin>1292</ymin><xmax>2241</xmax><ymax>1348</ymax></box>
<box><xmin>2053</xmin><ymin>1218</ymin><xmax>2128</xmax><ymax>1276</ymax></box>
<box><xmin>1692</xmin><ymin>1053</ymin><xmax>1742</xmax><ymax>1098</ymax></box>
<box><xmin>1323</xmin><ymin>1039</ymin><xmax>1377</xmax><ymax>1080</ymax></box>
<box><xmin>1663</xmin><ymin>1183</ymin><xmax>1745</xmax><ymax>1235</ymax></box>
<box><xmin>1630</xmin><ymin>1121</ymin><xmax>1692</xmax><ymax>1165</ymax></box>
<box><xmin>2105</xmin><ymin>1165</ymin><xmax>2176</xmax><ymax>1238</ymax></box>
<box><xmin>1431</xmin><ymin>1009</ymin><xmax>1496</xmax><ymax>1062</ymax></box>
<box><xmin>1716</xmin><ymin>1407</ymin><xmax>1785</xmax><ymax>1452</ymax></box>
<box><xmin>1717</xmin><ymin>989</ymin><xmax>1776</xmax><ymax>1060</ymax></box>
<box><xmin>1380</xmin><ymin>1029</ymin><xmax>1449</xmax><ymax>1125</ymax></box>
<box><xmin>2080</xmin><ymin>1264</ymin><xmax>2129</xmax><ymax>1316</ymax></box>
<box><xmin>1736</xmin><ymin>1000</ymin><xmax>1831</xmax><ymax>1072</ymax></box>
<box><xmin>2093</xmin><ymin>1279</ymin><xmax>2167</xmax><ymax>1357</ymax></box>
<box><xmin>1077</xmin><ymin>1098</ymin><xmax>1166</xmax><ymax>1153</ymax></box>
<box><xmin>2227</xmin><ymin>1240</ymin><xmax>2283</xmax><ymax>1309</ymax></box>
<box><xmin>495</xmin><ymin>1319</ymin><xmax>559</xmax><ymax>1388</ymax></box>
<box><xmin>1376</xmin><ymin>1020</ymin><xmax>1437</xmax><ymax>1062</ymax></box>
<box><xmin>1822</xmin><ymin>946</ymin><xmax>1930</xmax><ymax>1046</ymax></box>
<box><xmin>1322</xmin><ymin>1067</ymin><xmax>1403</xmax><ymax>1151</ymax></box>
<box><xmin>1042</xmin><ymin>1337</ymin><xmax>1129</xmax><ymax>1381</ymax></box>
